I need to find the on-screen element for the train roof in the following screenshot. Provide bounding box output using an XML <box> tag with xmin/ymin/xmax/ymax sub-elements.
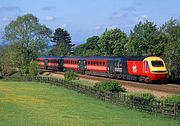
<box><xmin>37</xmin><ymin>56</ymin><xmax>64</xmax><ymax>59</ymax></box>
<box><xmin>37</xmin><ymin>56</ymin><xmax>148</xmax><ymax>61</ymax></box>
<box><xmin>83</xmin><ymin>56</ymin><xmax>148</xmax><ymax>61</ymax></box>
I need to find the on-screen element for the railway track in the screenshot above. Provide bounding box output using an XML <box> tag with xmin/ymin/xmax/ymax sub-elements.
<box><xmin>41</xmin><ymin>69</ymin><xmax>180</xmax><ymax>97</ymax></box>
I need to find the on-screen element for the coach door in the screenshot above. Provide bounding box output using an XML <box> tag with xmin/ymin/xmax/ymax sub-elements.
<box><xmin>143</xmin><ymin>61</ymin><xmax>148</xmax><ymax>73</ymax></box>
<box><xmin>58</xmin><ymin>59</ymin><xmax>64</xmax><ymax>71</ymax></box>
<box><xmin>108</xmin><ymin>60</ymin><xmax>114</xmax><ymax>73</ymax></box>
<box><xmin>78</xmin><ymin>60</ymin><xmax>86</xmax><ymax>73</ymax></box>
<box><xmin>44</xmin><ymin>59</ymin><xmax>48</xmax><ymax>69</ymax></box>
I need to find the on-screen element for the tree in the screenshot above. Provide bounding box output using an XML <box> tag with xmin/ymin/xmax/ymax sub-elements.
<box><xmin>3</xmin><ymin>14</ymin><xmax>52</xmax><ymax>76</ymax></box>
<box><xmin>51</xmin><ymin>28</ymin><xmax>74</xmax><ymax>56</ymax></box>
<box><xmin>73</xmin><ymin>36</ymin><xmax>101</xmax><ymax>56</ymax></box>
<box><xmin>125</xmin><ymin>20</ymin><xmax>165</xmax><ymax>56</ymax></box>
<box><xmin>4</xmin><ymin>14</ymin><xmax>52</xmax><ymax>65</ymax></box>
<box><xmin>160</xmin><ymin>18</ymin><xmax>180</xmax><ymax>78</ymax></box>
<box><xmin>99</xmin><ymin>29</ymin><xmax>127</xmax><ymax>56</ymax></box>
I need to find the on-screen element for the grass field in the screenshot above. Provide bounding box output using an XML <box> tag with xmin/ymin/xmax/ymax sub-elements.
<box><xmin>0</xmin><ymin>81</ymin><xmax>179</xmax><ymax>126</ymax></box>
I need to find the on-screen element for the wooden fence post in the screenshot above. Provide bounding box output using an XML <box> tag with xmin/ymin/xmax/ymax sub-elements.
<box><xmin>174</xmin><ymin>103</ymin><xmax>177</xmax><ymax>119</ymax></box>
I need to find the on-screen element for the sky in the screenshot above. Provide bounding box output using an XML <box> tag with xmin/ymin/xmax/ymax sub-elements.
<box><xmin>0</xmin><ymin>0</ymin><xmax>180</xmax><ymax>45</ymax></box>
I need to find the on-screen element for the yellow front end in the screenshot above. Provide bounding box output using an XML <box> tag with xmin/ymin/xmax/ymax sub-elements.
<box><xmin>144</xmin><ymin>56</ymin><xmax>167</xmax><ymax>81</ymax></box>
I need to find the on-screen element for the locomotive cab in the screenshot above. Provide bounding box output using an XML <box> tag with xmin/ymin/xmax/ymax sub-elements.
<box><xmin>145</xmin><ymin>57</ymin><xmax>167</xmax><ymax>81</ymax></box>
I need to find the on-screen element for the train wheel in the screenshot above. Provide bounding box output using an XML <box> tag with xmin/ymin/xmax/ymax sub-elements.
<box><xmin>144</xmin><ymin>77</ymin><xmax>150</xmax><ymax>83</ymax></box>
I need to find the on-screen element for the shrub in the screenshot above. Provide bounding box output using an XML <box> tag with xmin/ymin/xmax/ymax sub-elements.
<box><xmin>64</xmin><ymin>70</ymin><xmax>78</xmax><ymax>81</ymax></box>
<box><xmin>19</xmin><ymin>61</ymin><xmax>39</xmax><ymax>77</ymax></box>
<box><xmin>128</xmin><ymin>92</ymin><xmax>156</xmax><ymax>104</ymax></box>
<box><xmin>164</xmin><ymin>95</ymin><xmax>180</xmax><ymax>105</ymax></box>
<box><xmin>28</xmin><ymin>61</ymin><xmax>39</xmax><ymax>77</ymax></box>
<box><xmin>93</xmin><ymin>81</ymin><xmax>126</xmax><ymax>93</ymax></box>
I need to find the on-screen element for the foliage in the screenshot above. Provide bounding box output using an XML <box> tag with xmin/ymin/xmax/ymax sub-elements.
<box><xmin>64</xmin><ymin>70</ymin><xmax>78</xmax><ymax>81</ymax></box>
<box><xmin>94</xmin><ymin>81</ymin><xmax>126</xmax><ymax>93</ymax></box>
<box><xmin>73</xmin><ymin>36</ymin><xmax>101</xmax><ymax>56</ymax></box>
<box><xmin>4</xmin><ymin>14</ymin><xmax>52</xmax><ymax>66</ymax></box>
<box><xmin>19</xmin><ymin>61</ymin><xmax>39</xmax><ymax>77</ymax></box>
<box><xmin>0</xmin><ymin>46</ymin><xmax>17</xmax><ymax>76</ymax></box>
<box><xmin>125</xmin><ymin>20</ymin><xmax>166</xmax><ymax>56</ymax></box>
<box><xmin>164</xmin><ymin>95</ymin><xmax>180</xmax><ymax>105</ymax></box>
<box><xmin>51</xmin><ymin>28</ymin><xmax>74</xmax><ymax>56</ymax></box>
<box><xmin>128</xmin><ymin>92</ymin><xmax>156</xmax><ymax>104</ymax></box>
<box><xmin>28</xmin><ymin>61</ymin><xmax>39</xmax><ymax>77</ymax></box>
<box><xmin>160</xmin><ymin>18</ymin><xmax>180</xmax><ymax>79</ymax></box>
<box><xmin>99</xmin><ymin>29</ymin><xmax>127</xmax><ymax>56</ymax></box>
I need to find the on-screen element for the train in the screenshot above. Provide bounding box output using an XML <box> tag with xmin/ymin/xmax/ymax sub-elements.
<box><xmin>36</xmin><ymin>56</ymin><xmax>168</xmax><ymax>82</ymax></box>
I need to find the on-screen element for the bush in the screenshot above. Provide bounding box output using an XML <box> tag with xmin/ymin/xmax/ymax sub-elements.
<box><xmin>28</xmin><ymin>61</ymin><xmax>39</xmax><ymax>77</ymax></box>
<box><xmin>128</xmin><ymin>92</ymin><xmax>156</xmax><ymax>104</ymax></box>
<box><xmin>64</xmin><ymin>70</ymin><xmax>78</xmax><ymax>81</ymax></box>
<box><xmin>164</xmin><ymin>95</ymin><xmax>180</xmax><ymax>105</ymax></box>
<box><xmin>93</xmin><ymin>81</ymin><xmax>126</xmax><ymax>93</ymax></box>
<box><xmin>19</xmin><ymin>61</ymin><xmax>39</xmax><ymax>77</ymax></box>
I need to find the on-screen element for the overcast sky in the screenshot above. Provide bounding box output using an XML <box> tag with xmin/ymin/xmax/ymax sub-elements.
<box><xmin>0</xmin><ymin>0</ymin><xmax>179</xmax><ymax>45</ymax></box>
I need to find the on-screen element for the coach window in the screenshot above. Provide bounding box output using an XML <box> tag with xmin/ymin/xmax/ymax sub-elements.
<box><xmin>103</xmin><ymin>62</ymin><xmax>105</xmax><ymax>66</ymax></box>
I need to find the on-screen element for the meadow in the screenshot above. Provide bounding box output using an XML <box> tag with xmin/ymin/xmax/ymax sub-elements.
<box><xmin>0</xmin><ymin>81</ymin><xmax>179</xmax><ymax>126</ymax></box>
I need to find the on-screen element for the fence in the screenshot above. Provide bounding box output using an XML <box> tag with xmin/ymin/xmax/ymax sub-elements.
<box><xmin>5</xmin><ymin>76</ymin><xmax>180</xmax><ymax>119</ymax></box>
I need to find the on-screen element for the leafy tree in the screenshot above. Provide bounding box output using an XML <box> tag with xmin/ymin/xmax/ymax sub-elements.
<box><xmin>99</xmin><ymin>29</ymin><xmax>127</xmax><ymax>56</ymax></box>
<box><xmin>3</xmin><ymin>14</ymin><xmax>51</xmax><ymax>76</ymax></box>
<box><xmin>125</xmin><ymin>20</ymin><xmax>165</xmax><ymax>56</ymax></box>
<box><xmin>160</xmin><ymin>18</ymin><xmax>180</xmax><ymax>78</ymax></box>
<box><xmin>4</xmin><ymin>14</ymin><xmax>52</xmax><ymax>66</ymax></box>
<box><xmin>51</xmin><ymin>28</ymin><xmax>74</xmax><ymax>56</ymax></box>
<box><xmin>73</xmin><ymin>36</ymin><xmax>101</xmax><ymax>56</ymax></box>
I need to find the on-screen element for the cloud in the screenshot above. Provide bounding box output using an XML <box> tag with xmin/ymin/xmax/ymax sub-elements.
<box><xmin>1</xmin><ymin>17</ymin><xmax>11</xmax><ymax>22</ymax></box>
<box><xmin>110</xmin><ymin>12</ymin><xmax>128</xmax><ymax>19</ymax></box>
<box><xmin>178</xmin><ymin>12</ymin><xmax>180</xmax><ymax>17</ymax></box>
<box><xmin>110</xmin><ymin>6</ymin><xmax>136</xmax><ymax>20</ymax></box>
<box><xmin>45</xmin><ymin>16</ymin><xmax>56</xmax><ymax>21</ymax></box>
<box><xmin>123</xmin><ymin>7</ymin><xmax>136</xmax><ymax>12</ymax></box>
<box><xmin>106</xmin><ymin>25</ymin><xmax>118</xmax><ymax>30</ymax></box>
<box><xmin>137</xmin><ymin>15</ymin><xmax>148</xmax><ymax>22</ymax></box>
<box><xmin>0</xmin><ymin>6</ymin><xmax>21</xmax><ymax>13</ymax></box>
<box><xmin>60</xmin><ymin>24</ymin><xmax>69</xmax><ymax>29</ymax></box>
<box><xmin>41</xmin><ymin>6</ymin><xmax>56</xmax><ymax>11</ymax></box>
<box><xmin>94</xmin><ymin>26</ymin><xmax>101</xmax><ymax>30</ymax></box>
<box><xmin>134</xmin><ymin>2</ymin><xmax>143</xmax><ymax>6</ymax></box>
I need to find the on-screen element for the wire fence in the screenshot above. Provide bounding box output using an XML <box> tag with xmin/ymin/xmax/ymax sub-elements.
<box><xmin>5</xmin><ymin>76</ymin><xmax>180</xmax><ymax>119</ymax></box>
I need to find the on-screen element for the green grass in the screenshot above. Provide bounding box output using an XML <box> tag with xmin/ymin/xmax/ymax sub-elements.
<box><xmin>41</xmin><ymin>74</ymin><xmax>95</xmax><ymax>87</ymax></box>
<box><xmin>0</xmin><ymin>81</ymin><xmax>179</xmax><ymax>126</ymax></box>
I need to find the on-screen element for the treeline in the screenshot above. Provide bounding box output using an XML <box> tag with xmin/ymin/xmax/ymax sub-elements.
<box><xmin>0</xmin><ymin>14</ymin><xmax>179</xmax><ymax>80</ymax></box>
